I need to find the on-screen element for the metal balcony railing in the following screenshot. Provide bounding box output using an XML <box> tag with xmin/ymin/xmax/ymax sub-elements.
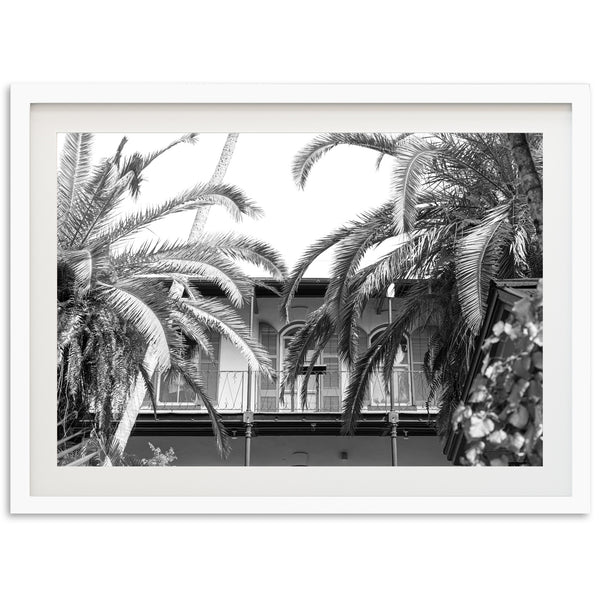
<box><xmin>140</xmin><ymin>369</ymin><xmax>438</xmax><ymax>414</ymax></box>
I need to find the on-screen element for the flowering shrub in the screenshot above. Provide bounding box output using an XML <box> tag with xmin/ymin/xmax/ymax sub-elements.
<box><xmin>452</xmin><ymin>281</ymin><xmax>543</xmax><ymax>466</ymax></box>
<box><xmin>139</xmin><ymin>443</ymin><xmax>178</xmax><ymax>466</ymax></box>
<box><xmin>58</xmin><ymin>435</ymin><xmax>178</xmax><ymax>466</ymax></box>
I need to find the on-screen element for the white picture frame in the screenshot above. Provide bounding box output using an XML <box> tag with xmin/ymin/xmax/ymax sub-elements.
<box><xmin>10</xmin><ymin>83</ymin><xmax>591</xmax><ymax>514</ymax></box>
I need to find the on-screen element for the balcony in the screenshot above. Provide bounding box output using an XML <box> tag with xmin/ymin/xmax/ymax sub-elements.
<box><xmin>140</xmin><ymin>369</ymin><xmax>438</xmax><ymax>414</ymax></box>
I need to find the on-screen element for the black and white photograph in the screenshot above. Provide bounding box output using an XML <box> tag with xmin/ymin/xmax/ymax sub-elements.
<box><xmin>56</xmin><ymin>131</ymin><xmax>543</xmax><ymax>468</ymax></box>
<box><xmin>4</xmin><ymin>0</ymin><xmax>599</xmax><ymax>594</ymax></box>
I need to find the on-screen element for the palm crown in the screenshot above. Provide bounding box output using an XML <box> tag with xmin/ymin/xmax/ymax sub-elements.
<box><xmin>57</xmin><ymin>133</ymin><xmax>286</xmax><ymax>455</ymax></box>
<box><xmin>280</xmin><ymin>132</ymin><xmax>542</xmax><ymax>435</ymax></box>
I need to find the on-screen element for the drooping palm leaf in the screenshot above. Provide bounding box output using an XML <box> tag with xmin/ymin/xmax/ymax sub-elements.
<box><xmin>280</xmin><ymin>202</ymin><xmax>394</xmax><ymax>321</ymax></box>
<box><xmin>63</xmin><ymin>137</ymin><xmax>128</xmax><ymax>247</ymax></box>
<box><xmin>324</xmin><ymin>203</ymin><xmax>396</xmax><ymax>313</ymax></box>
<box><xmin>119</xmin><ymin>133</ymin><xmax>199</xmax><ymax>197</ymax></box>
<box><xmin>178</xmin><ymin>297</ymin><xmax>273</xmax><ymax>375</ymax></box>
<box><xmin>292</xmin><ymin>133</ymin><xmax>405</xmax><ymax>190</ymax></box>
<box><xmin>168</xmin><ymin>354</ymin><xmax>230</xmax><ymax>457</ymax></box>
<box><xmin>58</xmin><ymin>249</ymin><xmax>93</xmax><ymax>296</ymax></box>
<box><xmin>389</xmin><ymin>136</ymin><xmax>443</xmax><ymax>234</ymax></box>
<box><xmin>90</xmin><ymin>182</ymin><xmax>262</xmax><ymax>248</ymax></box>
<box><xmin>282</xmin><ymin>131</ymin><xmax>542</xmax><ymax>435</ymax></box>
<box><xmin>281</xmin><ymin>306</ymin><xmax>336</xmax><ymax>407</ymax></box>
<box><xmin>99</xmin><ymin>284</ymin><xmax>172</xmax><ymax>372</ymax></box>
<box><xmin>455</xmin><ymin>203</ymin><xmax>512</xmax><ymax>330</ymax></box>
<box><xmin>57</xmin><ymin>133</ymin><xmax>93</xmax><ymax>231</ymax></box>
<box><xmin>198</xmin><ymin>232</ymin><xmax>288</xmax><ymax>280</ymax></box>
<box><xmin>126</xmin><ymin>258</ymin><xmax>250</xmax><ymax>308</ymax></box>
<box><xmin>280</xmin><ymin>223</ymin><xmax>355</xmax><ymax>321</ymax></box>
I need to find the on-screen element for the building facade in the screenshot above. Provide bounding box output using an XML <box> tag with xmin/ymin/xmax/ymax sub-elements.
<box><xmin>126</xmin><ymin>279</ymin><xmax>449</xmax><ymax>466</ymax></box>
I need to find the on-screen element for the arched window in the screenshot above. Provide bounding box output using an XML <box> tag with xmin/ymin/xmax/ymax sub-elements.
<box><xmin>279</xmin><ymin>323</ymin><xmax>314</xmax><ymax>411</ymax></box>
<box><xmin>366</xmin><ymin>327</ymin><xmax>411</xmax><ymax>410</ymax></box>
<box><xmin>357</xmin><ymin>327</ymin><xmax>368</xmax><ymax>357</ymax></box>
<box><xmin>257</xmin><ymin>322</ymin><xmax>343</xmax><ymax>413</ymax></box>
<box><xmin>320</xmin><ymin>333</ymin><xmax>341</xmax><ymax>411</ymax></box>
<box><xmin>365</xmin><ymin>326</ymin><xmax>434</xmax><ymax>410</ymax></box>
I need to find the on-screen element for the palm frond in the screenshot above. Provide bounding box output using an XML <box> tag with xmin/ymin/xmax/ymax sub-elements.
<box><xmin>280</xmin><ymin>202</ymin><xmax>394</xmax><ymax>322</ymax></box>
<box><xmin>280</xmin><ymin>223</ymin><xmax>354</xmax><ymax>321</ymax></box>
<box><xmin>57</xmin><ymin>133</ymin><xmax>93</xmax><ymax>231</ymax></box>
<box><xmin>77</xmin><ymin>170</ymin><xmax>135</xmax><ymax>247</ymax></box>
<box><xmin>178</xmin><ymin>297</ymin><xmax>273</xmax><ymax>375</ymax></box>
<box><xmin>58</xmin><ymin>249</ymin><xmax>93</xmax><ymax>296</ymax></box>
<box><xmin>119</xmin><ymin>133</ymin><xmax>199</xmax><ymax>197</ymax></box>
<box><xmin>292</xmin><ymin>133</ymin><xmax>405</xmax><ymax>189</ymax></box>
<box><xmin>198</xmin><ymin>232</ymin><xmax>288</xmax><ymax>280</ymax></box>
<box><xmin>390</xmin><ymin>134</ymin><xmax>514</xmax><ymax>234</ymax></box>
<box><xmin>389</xmin><ymin>137</ymin><xmax>443</xmax><ymax>234</ymax></box>
<box><xmin>342</xmin><ymin>283</ymin><xmax>434</xmax><ymax>433</ymax></box>
<box><xmin>281</xmin><ymin>307</ymin><xmax>336</xmax><ymax>407</ymax></box>
<box><xmin>279</xmin><ymin>306</ymin><xmax>333</xmax><ymax>390</ymax></box>
<box><xmin>90</xmin><ymin>182</ymin><xmax>261</xmax><ymax>248</ymax></box>
<box><xmin>325</xmin><ymin>203</ymin><xmax>396</xmax><ymax>310</ymax></box>
<box><xmin>99</xmin><ymin>284</ymin><xmax>172</xmax><ymax>372</ymax></box>
<box><xmin>63</xmin><ymin>137</ymin><xmax>128</xmax><ymax>247</ymax></box>
<box><xmin>455</xmin><ymin>203</ymin><xmax>512</xmax><ymax>330</ymax></box>
<box><xmin>126</xmin><ymin>259</ymin><xmax>250</xmax><ymax>308</ymax></box>
<box><xmin>168</xmin><ymin>354</ymin><xmax>230</xmax><ymax>457</ymax></box>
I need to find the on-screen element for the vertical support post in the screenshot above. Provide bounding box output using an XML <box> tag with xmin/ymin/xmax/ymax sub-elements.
<box><xmin>244</xmin><ymin>290</ymin><xmax>255</xmax><ymax>466</ymax></box>
<box><xmin>407</xmin><ymin>335</ymin><xmax>415</xmax><ymax>407</ymax></box>
<box><xmin>388</xmin><ymin>410</ymin><xmax>398</xmax><ymax>467</ymax></box>
<box><xmin>244</xmin><ymin>423</ymin><xmax>252</xmax><ymax>466</ymax></box>
<box><xmin>243</xmin><ymin>411</ymin><xmax>254</xmax><ymax>467</ymax></box>
<box><xmin>246</xmin><ymin>293</ymin><xmax>255</xmax><ymax>412</ymax></box>
<box><xmin>390</xmin><ymin>423</ymin><xmax>398</xmax><ymax>466</ymax></box>
<box><xmin>388</xmin><ymin>295</ymin><xmax>394</xmax><ymax>412</ymax></box>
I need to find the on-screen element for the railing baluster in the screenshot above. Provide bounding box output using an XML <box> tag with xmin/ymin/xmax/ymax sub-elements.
<box><xmin>136</xmin><ymin>369</ymin><xmax>438</xmax><ymax>414</ymax></box>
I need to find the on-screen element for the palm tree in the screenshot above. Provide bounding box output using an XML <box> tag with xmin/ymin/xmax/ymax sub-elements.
<box><xmin>280</xmin><ymin>132</ymin><xmax>542</xmax><ymax>436</ymax></box>
<box><xmin>114</xmin><ymin>132</ymin><xmax>241</xmax><ymax>452</ymax></box>
<box><xmin>57</xmin><ymin>133</ymin><xmax>286</xmax><ymax>458</ymax></box>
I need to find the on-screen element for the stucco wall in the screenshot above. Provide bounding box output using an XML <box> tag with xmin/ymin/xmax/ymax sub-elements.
<box><xmin>127</xmin><ymin>433</ymin><xmax>450</xmax><ymax>466</ymax></box>
<box><xmin>213</xmin><ymin>295</ymin><xmax>417</xmax><ymax>409</ymax></box>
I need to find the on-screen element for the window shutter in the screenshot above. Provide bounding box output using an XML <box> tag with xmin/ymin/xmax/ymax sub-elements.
<box><xmin>198</xmin><ymin>330</ymin><xmax>220</xmax><ymax>404</ymax></box>
<box><xmin>410</xmin><ymin>327</ymin><xmax>433</xmax><ymax>408</ymax></box>
<box><xmin>258</xmin><ymin>322</ymin><xmax>278</xmax><ymax>411</ymax></box>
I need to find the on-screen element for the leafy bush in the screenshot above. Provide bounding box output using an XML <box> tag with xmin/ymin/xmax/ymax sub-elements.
<box><xmin>139</xmin><ymin>443</ymin><xmax>177</xmax><ymax>466</ymax></box>
<box><xmin>58</xmin><ymin>432</ymin><xmax>177</xmax><ymax>467</ymax></box>
<box><xmin>452</xmin><ymin>281</ymin><xmax>543</xmax><ymax>466</ymax></box>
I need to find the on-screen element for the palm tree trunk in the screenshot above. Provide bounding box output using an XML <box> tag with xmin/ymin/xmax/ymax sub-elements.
<box><xmin>507</xmin><ymin>133</ymin><xmax>543</xmax><ymax>252</ymax></box>
<box><xmin>109</xmin><ymin>134</ymin><xmax>240</xmax><ymax>460</ymax></box>
<box><xmin>188</xmin><ymin>133</ymin><xmax>239</xmax><ymax>242</ymax></box>
<box><xmin>109</xmin><ymin>352</ymin><xmax>158</xmax><ymax>457</ymax></box>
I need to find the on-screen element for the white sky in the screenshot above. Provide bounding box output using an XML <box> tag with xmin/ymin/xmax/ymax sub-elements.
<box><xmin>58</xmin><ymin>133</ymin><xmax>400</xmax><ymax>277</ymax></box>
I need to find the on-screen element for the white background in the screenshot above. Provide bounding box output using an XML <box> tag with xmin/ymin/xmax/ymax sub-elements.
<box><xmin>1</xmin><ymin>2</ymin><xmax>596</xmax><ymax>600</ymax></box>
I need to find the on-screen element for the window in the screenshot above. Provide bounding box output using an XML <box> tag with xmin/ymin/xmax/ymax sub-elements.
<box><xmin>198</xmin><ymin>330</ymin><xmax>221</xmax><ymax>404</ymax></box>
<box><xmin>280</xmin><ymin>324</ymin><xmax>316</xmax><ymax>411</ymax></box>
<box><xmin>365</xmin><ymin>326</ymin><xmax>437</xmax><ymax>410</ymax></box>
<box><xmin>409</xmin><ymin>327</ymin><xmax>431</xmax><ymax>407</ymax></box>
<box><xmin>320</xmin><ymin>333</ymin><xmax>341</xmax><ymax>411</ymax></box>
<box><xmin>368</xmin><ymin>328</ymin><xmax>410</xmax><ymax>410</ymax></box>
<box><xmin>257</xmin><ymin>322</ymin><xmax>342</xmax><ymax>412</ymax></box>
<box><xmin>146</xmin><ymin>330</ymin><xmax>221</xmax><ymax>407</ymax></box>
